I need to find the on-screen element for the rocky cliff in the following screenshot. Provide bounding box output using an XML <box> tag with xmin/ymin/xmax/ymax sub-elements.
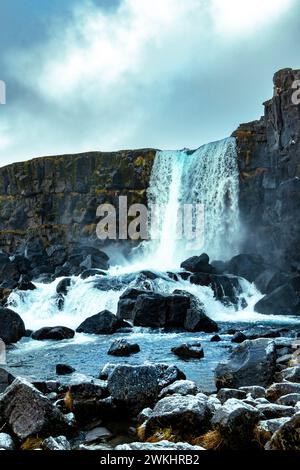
<box><xmin>0</xmin><ymin>149</ymin><xmax>156</xmax><ymax>253</ymax></box>
<box><xmin>233</xmin><ymin>67</ymin><xmax>300</xmax><ymax>269</ymax></box>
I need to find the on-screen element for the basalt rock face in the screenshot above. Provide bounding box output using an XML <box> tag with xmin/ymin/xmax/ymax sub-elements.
<box><xmin>233</xmin><ymin>68</ymin><xmax>300</xmax><ymax>269</ymax></box>
<box><xmin>0</xmin><ymin>149</ymin><xmax>156</xmax><ymax>253</ymax></box>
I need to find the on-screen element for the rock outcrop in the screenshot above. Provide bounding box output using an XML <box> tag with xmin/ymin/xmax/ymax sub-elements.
<box><xmin>233</xmin><ymin>68</ymin><xmax>300</xmax><ymax>269</ymax></box>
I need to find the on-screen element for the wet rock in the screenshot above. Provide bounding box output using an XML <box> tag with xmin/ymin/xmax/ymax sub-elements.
<box><xmin>0</xmin><ymin>378</ymin><xmax>74</xmax><ymax>439</ymax></box>
<box><xmin>215</xmin><ymin>339</ymin><xmax>277</xmax><ymax>389</ymax></box>
<box><xmin>266</xmin><ymin>382</ymin><xmax>300</xmax><ymax>401</ymax></box>
<box><xmin>184</xmin><ymin>306</ymin><xmax>219</xmax><ymax>333</ymax></box>
<box><xmin>189</xmin><ymin>273</ymin><xmax>241</xmax><ymax>305</ymax></box>
<box><xmin>277</xmin><ymin>393</ymin><xmax>300</xmax><ymax>406</ymax></box>
<box><xmin>232</xmin><ymin>332</ymin><xmax>247</xmax><ymax>343</ymax></box>
<box><xmin>256</xmin><ymin>403</ymin><xmax>295</xmax><ymax>419</ymax></box>
<box><xmin>210</xmin><ymin>334</ymin><xmax>221</xmax><ymax>342</ymax></box>
<box><xmin>56</xmin><ymin>278</ymin><xmax>71</xmax><ymax>295</ymax></box>
<box><xmin>142</xmin><ymin>394</ymin><xmax>211</xmax><ymax>440</ymax></box>
<box><xmin>281</xmin><ymin>366</ymin><xmax>300</xmax><ymax>383</ymax></box>
<box><xmin>239</xmin><ymin>386</ymin><xmax>266</xmax><ymax>399</ymax></box>
<box><xmin>217</xmin><ymin>388</ymin><xmax>247</xmax><ymax>404</ymax></box>
<box><xmin>107</xmin><ymin>339</ymin><xmax>140</xmax><ymax>357</ymax></box>
<box><xmin>131</xmin><ymin>293</ymin><xmax>168</xmax><ymax>328</ymax></box>
<box><xmin>171</xmin><ymin>342</ymin><xmax>204</xmax><ymax>359</ymax></box>
<box><xmin>180</xmin><ymin>253</ymin><xmax>214</xmax><ymax>274</ymax></box>
<box><xmin>0</xmin><ymin>307</ymin><xmax>25</xmax><ymax>344</ymax></box>
<box><xmin>107</xmin><ymin>364</ymin><xmax>159</xmax><ymax>415</ymax></box>
<box><xmin>159</xmin><ymin>380</ymin><xmax>199</xmax><ymax>399</ymax></box>
<box><xmin>254</xmin><ymin>284</ymin><xmax>300</xmax><ymax>316</ymax></box>
<box><xmin>0</xmin><ymin>433</ymin><xmax>15</xmax><ymax>450</ymax></box>
<box><xmin>0</xmin><ymin>368</ymin><xmax>15</xmax><ymax>393</ymax></box>
<box><xmin>266</xmin><ymin>413</ymin><xmax>300</xmax><ymax>450</ymax></box>
<box><xmin>155</xmin><ymin>363</ymin><xmax>186</xmax><ymax>389</ymax></box>
<box><xmin>17</xmin><ymin>275</ymin><xmax>36</xmax><ymax>291</ymax></box>
<box><xmin>32</xmin><ymin>326</ymin><xmax>75</xmax><ymax>341</ymax></box>
<box><xmin>211</xmin><ymin>398</ymin><xmax>261</xmax><ymax>450</ymax></box>
<box><xmin>116</xmin><ymin>288</ymin><xmax>147</xmax><ymax>322</ymax></box>
<box><xmin>47</xmin><ymin>245</ymin><xmax>67</xmax><ymax>268</ymax></box>
<box><xmin>254</xmin><ymin>269</ymin><xmax>290</xmax><ymax>295</ymax></box>
<box><xmin>56</xmin><ymin>364</ymin><xmax>75</xmax><ymax>375</ymax></box>
<box><xmin>225</xmin><ymin>254</ymin><xmax>265</xmax><ymax>283</ymax></box>
<box><xmin>68</xmin><ymin>245</ymin><xmax>109</xmax><ymax>271</ymax></box>
<box><xmin>116</xmin><ymin>441</ymin><xmax>205</xmax><ymax>450</ymax></box>
<box><xmin>99</xmin><ymin>363</ymin><xmax>117</xmax><ymax>380</ymax></box>
<box><xmin>76</xmin><ymin>310</ymin><xmax>130</xmax><ymax>335</ymax></box>
<box><xmin>42</xmin><ymin>436</ymin><xmax>71</xmax><ymax>451</ymax></box>
<box><xmin>80</xmin><ymin>269</ymin><xmax>107</xmax><ymax>280</ymax></box>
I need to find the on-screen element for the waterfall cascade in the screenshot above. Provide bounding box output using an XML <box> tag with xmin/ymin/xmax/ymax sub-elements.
<box><xmin>143</xmin><ymin>137</ymin><xmax>240</xmax><ymax>269</ymax></box>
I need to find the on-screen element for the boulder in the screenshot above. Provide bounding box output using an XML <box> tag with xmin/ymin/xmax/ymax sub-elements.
<box><xmin>76</xmin><ymin>310</ymin><xmax>130</xmax><ymax>334</ymax></box>
<box><xmin>158</xmin><ymin>380</ymin><xmax>199</xmax><ymax>399</ymax></box>
<box><xmin>99</xmin><ymin>363</ymin><xmax>117</xmax><ymax>380</ymax></box>
<box><xmin>225</xmin><ymin>254</ymin><xmax>265</xmax><ymax>282</ymax></box>
<box><xmin>131</xmin><ymin>293</ymin><xmax>168</xmax><ymax>328</ymax></box>
<box><xmin>0</xmin><ymin>378</ymin><xmax>73</xmax><ymax>439</ymax></box>
<box><xmin>211</xmin><ymin>398</ymin><xmax>261</xmax><ymax>450</ymax></box>
<box><xmin>0</xmin><ymin>307</ymin><xmax>25</xmax><ymax>344</ymax></box>
<box><xmin>0</xmin><ymin>433</ymin><xmax>15</xmax><ymax>451</ymax></box>
<box><xmin>68</xmin><ymin>245</ymin><xmax>109</xmax><ymax>271</ymax></box>
<box><xmin>210</xmin><ymin>334</ymin><xmax>221</xmax><ymax>342</ymax></box>
<box><xmin>56</xmin><ymin>278</ymin><xmax>71</xmax><ymax>295</ymax></box>
<box><xmin>217</xmin><ymin>388</ymin><xmax>247</xmax><ymax>404</ymax></box>
<box><xmin>67</xmin><ymin>380</ymin><xmax>109</xmax><ymax>423</ymax></box>
<box><xmin>254</xmin><ymin>269</ymin><xmax>290</xmax><ymax>294</ymax></box>
<box><xmin>116</xmin><ymin>288</ymin><xmax>147</xmax><ymax>322</ymax></box>
<box><xmin>171</xmin><ymin>342</ymin><xmax>204</xmax><ymax>359</ymax></box>
<box><xmin>266</xmin><ymin>382</ymin><xmax>300</xmax><ymax>401</ymax></box>
<box><xmin>0</xmin><ymin>367</ymin><xmax>15</xmax><ymax>393</ymax></box>
<box><xmin>107</xmin><ymin>364</ymin><xmax>159</xmax><ymax>414</ymax></box>
<box><xmin>256</xmin><ymin>403</ymin><xmax>295</xmax><ymax>419</ymax></box>
<box><xmin>155</xmin><ymin>364</ymin><xmax>186</xmax><ymax>389</ymax></box>
<box><xmin>56</xmin><ymin>364</ymin><xmax>75</xmax><ymax>375</ymax></box>
<box><xmin>180</xmin><ymin>253</ymin><xmax>214</xmax><ymax>274</ymax></box>
<box><xmin>239</xmin><ymin>386</ymin><xmax>266</xmax><ymax>399</ymax></box>
<box><xmin>281</xmin><ymin>366</ymin><xmax>300</xmax><ymax>383</ymax></box>
<box><xmin>17</xmin><ymin>275</ymin><xmax>36</xmax><ymax>291</ymax></box>
<box><xmin>116</xmin><ymin>441</ymin><xmax>205</xmax><ymax>451</ymax></box>
<box><xmin>266</xmin><ymin>414</ymin><xmax>300</xmax><ymax>450</ymax></box>
<box><xmin>47</xmin><ymin>245</ymin><xmax>68</xmax><ymax>268</ymax></box>
<box><xmin>107</xmin><ymin>339</ymin><xmax>140</xmax><ymax>356</ymax></box>
<box><xmin>184</xmin><ymin>306</ymin><xmax>218</xmax><ymax>333</ymax></box>
<box><xmin>42</xmin><ymin>436</ymin><xmax>71</xmax><ymax>451</ymax></box>
<box><xmin>254</xmin><ymin>418</ymin><xmax>291</xmax><ymax>446</ymax></box>
<box><xmin>141</xmin><ymin>394</ymin><xmax>211</xmax><ymax>440</ymax></box>
<box><xmin>32</xmin><ymin>326</ymin><xmax>75</xmax><ymax>341</ymax></box>
<box><xmin>277</xmin><ymin>393</ymin><xmax>300</xmax><ymax>406</ymax></box>
<box><xmin>232</xmin><ymin>332</ymin><xmax>247</xmax><ymax>343</ymax></box>
<box><xmin>254</xmin><ymin>284</ymin><xmax>300</xmax><ymax>315</ymax></box>
<box><xmin>215</xmin><ymin>339</ymin><xmax>277</xmax><ymax>389</ymax></box>
<box><xmin>80</xmin><ymin>269</ymin><xmax>107</xmax><ymax>280</ymax></box>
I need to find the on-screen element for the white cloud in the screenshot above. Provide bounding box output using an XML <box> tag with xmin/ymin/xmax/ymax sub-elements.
<box><xmin>0</xmin><ymin>0</ymin><xmax>297</xmax><ymax>164</ymax></box>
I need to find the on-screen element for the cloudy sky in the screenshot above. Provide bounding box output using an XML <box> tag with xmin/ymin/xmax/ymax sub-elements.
<box><xmin>0</xmin><ymin>0</ymin><xmax>299</xmax><ymax>165</ymax></box>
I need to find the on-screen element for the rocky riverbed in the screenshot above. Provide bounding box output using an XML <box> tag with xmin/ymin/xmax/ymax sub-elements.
<box><xmin>1</xmin><ymin>241</ymin><xmax>300</xmax><ymax>451</ymax></box>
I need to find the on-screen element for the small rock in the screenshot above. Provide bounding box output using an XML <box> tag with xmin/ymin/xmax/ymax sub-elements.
<box><xmin>217</xmin><ymin>388</ymin><xmax>247</xmax><ymax>404</ymax></box>
<box><xmin>76</xmin><ymin>310</ymin><xmax>129</xmax><ymax>335</ymax></box>
<box><xmin>281</xmin><ymin>366</ymin><xmax>300</xmax><ymax>383</ymax></box>
<box><xmin>56</xmin><ymin>364</ymin><xmax>75</xmax><ymax>375</ymax></box>
<box><xmin>84</xmin><ymin>426</ymin><xmax>112</xmax><ymax>443</ymax></box>
<box><xmin>210</xmin><ymin>334</ymin><xmax>221</xmax><ymax>342</ymax></box>
<box><xmin>231</xmin><ymin>332</ymin><xmax>247</xmax><ymax>343</ymax></box>
<box><xmin>171</xmin><ymin>342</ymin><xmax>204</xmax><ymax>359</ymax></box>
<box><xmin>239</xmin><ymin>386</ymin><xmax>266</xmax><ymax>399</ymax></box>
<box><xmin>107</xmin><ymin>339</ymin><xmax>140</xmax><ymax>357</ymax></box>
<box><xmin>42</xmin><ymin>436</ymin><xmax>71</xmax><ymax>451</ymax></box>
<box><xmin>266</xmin><ymin>382</ymin><xmax>300</xmax><ymax>401</ymax></box>
<box><xmin>256</xmin><ymin>403</ymin><xmax>295</xmax><ymax>419</ymax></box>
<box><xmin>277</xmin><ymin>393</ymin><xmax>300</xmax><ymax>406</ymax></box>
<box><xmin>32</xmin><ymin>326</ymin><xmax>75</xmax><ymax>341</ymax></box>
<box><xmin>254</xmin><ymin>418</ymin><xmax>290</xmax><ymax>446</ymax></box>
<box><xmin>159</xmin><ymin>380</ymin><xmax>199</xmax><ymax>398</ymax></box>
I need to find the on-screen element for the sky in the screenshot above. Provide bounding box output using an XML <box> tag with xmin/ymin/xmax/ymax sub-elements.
<box><xmin>0</xmin><ymin>0</ymin><xmax>299</xmax><ymax>165</ymax></box>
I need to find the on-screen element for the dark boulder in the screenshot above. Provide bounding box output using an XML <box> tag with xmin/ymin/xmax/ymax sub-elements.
<box><xmin>266</xmin><ymin>382</ymin><xmax>300</xmax><ymax>402</ymax></box>
<box><xmin>171</xmin><ymin>342</ymin><xmax>204</xmax><ymax>359</ymax></box>
<box><xmin>68</xmin><ymin>245</ymin><xmax>109</xmax><ymax>271</ymax></box>
<box><xmin>0</xmin><ymin>378</ymin><xmax>74</xmax><ymax>439</ymax></box>
<box><xmin>215</xmin><ymin>339</ymin><xmax>277</xmax><ymax>389</ymax></box>
<box><xmin>46</xmin><ymin>245</ymin><xmax>67</xmax><ymax>267</ymax></box>
<box><xmin>184</xmin><ymin>306</ymin><xmax>219</xmax><ymax>333</ymax></box>
<box><xmin>256</xmin><ymin>403</ymin><xmax>295</xmax><ymax>419</ymax></box>
<box><xmin>180</xmin><ymin>253</ymin><xmax>215</xmax><ymax>274</ymax></box>
<box><xmin>254</xmin><ymin>284</ymin><xmax>300</xmax><ymax>315</ymax></box>
<box><xmin>56</xmin><ymin>278</ymin><xmax>71</xmax><ymax>295</ymax></box>
<box><xmin>116</xmin><ymin>288</ymin><xmax>148</xmax><ymax>322</ymax></box>
<box><xmin>210</xmin><ymin>334</ymin><xmax>221</xmax><ymax>342</ymax></box>
<box><xmin>80</xmin><ymin>269</ymin><xmax>107</xmax><ymax>280</ymax></box>
<box><xmin>17</xmin><ymin>274</ymin><xmax>36</xmax><ymax>291</ymax></box>
<box><xmin>0</xmin><ymin>367</ymin><xmax>15</xmax><ymax>393</ymax></box>
<box><xmin>107</xmin><ymin>339</ymin><xmax>140</xmax><ymax>356</ymax></box>
<box><xmin>266</xmin><ymin>413</ymin><xmax>300</xmax><ymax>450</ymax></box>
<box><xmin>155</xmin><ymin>363</ymin><xmax>186</xmax><ymax>389</ymax></box>
<box><xmin>254</xmin><ymin>269</ymin><xmax>291</xmax><ymax>294</ymax></box>
<box><xmin>76</xmin><ymin>310</ymin><xmax>130</xmax><ymax>334</ymax></box>
<box><xmin>56</xmin><ymin>364</ymin><xmax>75</xmax><ymax>375</ymax></box>
<box><xmin>232</xmin><ymin>331</ymin><xmax>247</xmax><ymax>343</ymax></box>
<box><xmin>0</xmin><ymin>307</ymin><xmax>25</xmax><ymax>344</ymax></box>
<box><xmin>32</xmin><ymin>326</ymin><xmax>75</xmax><ymax>341</ymax></box>
<box><xmin>132</xmin><ymin>293</ymin><xmax>168</xmax><ymax>328</ymax></box>
<box><xmin>225</xmin><ymin>254</ymin><xmax>265</xmax><ymax>282</ymax></box>
<box><xmin>217</xmin><ymin>388</ymin><xmax>247</xmax><ymax>404</ymax></box>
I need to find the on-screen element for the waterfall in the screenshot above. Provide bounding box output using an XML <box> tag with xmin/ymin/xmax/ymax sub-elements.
<box><xmin>144</xmin><ymin>137</ymin><xmax>240</xmax><ymax>267</ymax></box>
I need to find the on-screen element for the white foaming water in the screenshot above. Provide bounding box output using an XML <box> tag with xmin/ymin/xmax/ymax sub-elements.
<box><xmin>140</xmin><ymin>137</ymin><xmax>240</xmax><ymax>269</ymax></box>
